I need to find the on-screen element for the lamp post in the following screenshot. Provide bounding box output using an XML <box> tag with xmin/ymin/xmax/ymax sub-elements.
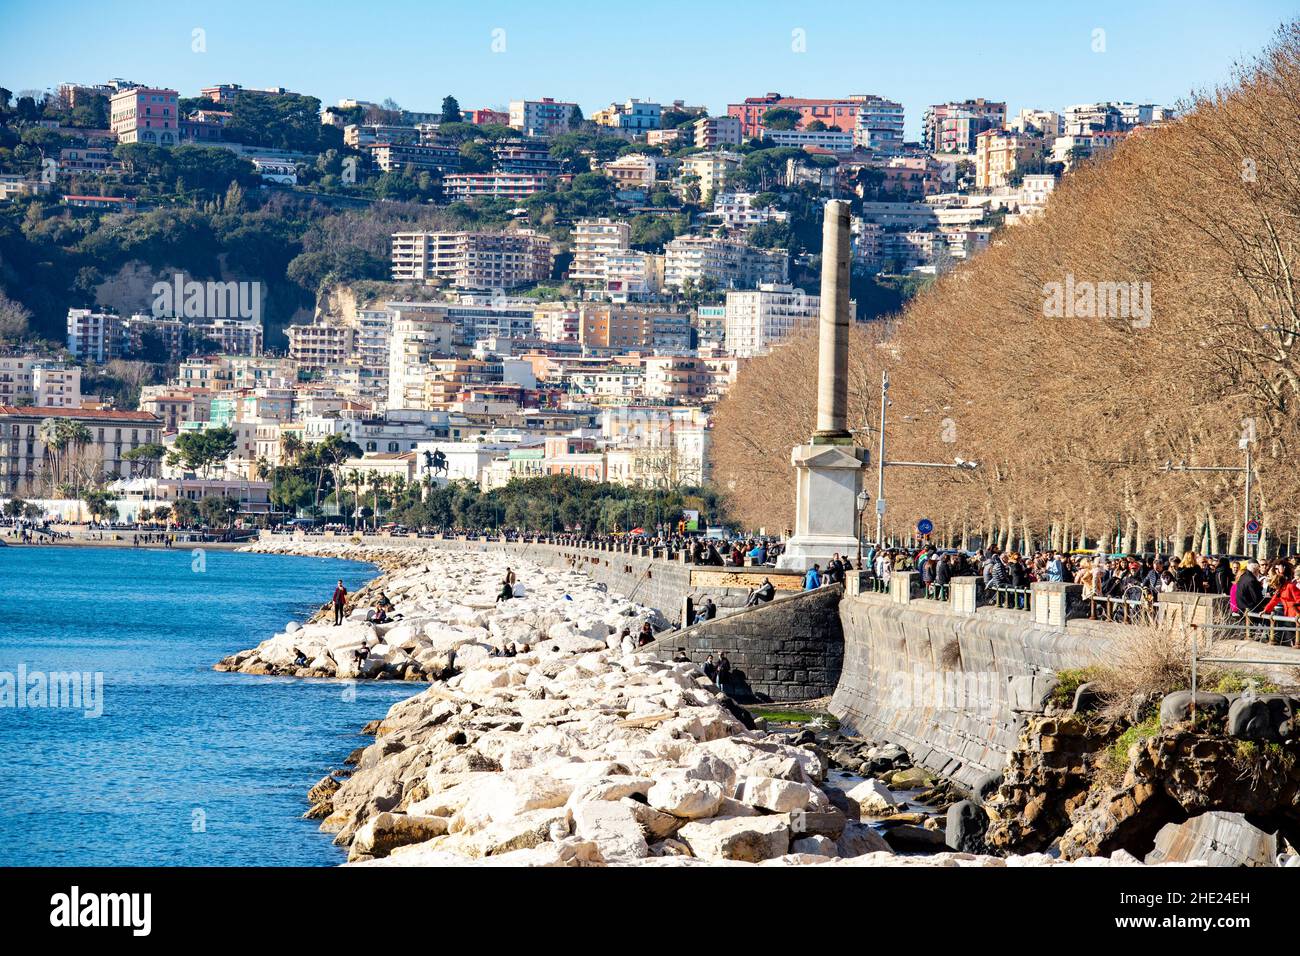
<box><xmin>870</xmin><ymin>369</ymin><xmax>979</xmax><ymax>549</ymax></box>
<box><xmin>1160</xmin><ymin>442</ymin><xmax>1254</xmax><ymax>554</ymax></box>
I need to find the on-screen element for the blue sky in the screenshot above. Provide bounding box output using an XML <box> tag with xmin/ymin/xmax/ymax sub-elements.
<box><xmin>1</xmin><ymin>0</ymin><xmax>1294</xmax><ymax>138</ymax></box>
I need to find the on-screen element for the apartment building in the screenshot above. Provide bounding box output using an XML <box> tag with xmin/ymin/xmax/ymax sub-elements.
<box><xmin>708</xmin><ymin>192</ymin><xmax>789</xmax><ymax>232</ymax></box>
<box><xmin>693</xmin><ymin>116</ymin><xmax>744</xmax><ymax>149</ymax></box>
<box><xmin>760</xmin><ymin>128</ymin><xmax>854</xmax><ymax>150</ymax></box>
<box><xmin>723</xmin><ymin>283</ymin><xmax>821</xmax><ymax>357</ymax></box>
<box><xmin>643</xmin><ymin>356</ymin><xmax>711</xmax><ymax>402</ymax></box>
<box><xmin>603</xmin><ymin>252</ymin><xmax>664</xmax><ymax>299</ymax></box>
<box><xmin>390</xmin><ymin>231</ymin><xmax>553</xmax><ymax>289</ymax></box>
<box><xmin>508</xmin><ymin>98</ymin><xmax>576</xmax><ymax>137</ymax></box>
<box><xmin>286</xmin><ymin>323</ymin><xmax>356</xmax><ymax>371</ymax></box>
<box><xmin>66</xmin><ymin>309</ymin><xmax>125</xmax><ymax>362</ymax></box>
<box><xmin>109</xmin><ymin>87</ymin><xmax>179</xmax><ymax>145</ymax></box>
<box><xmin>441</xmin><ymin>172</ymin><xmax>548</xmax><ymax>201</ymax></box>
<box><xmin>727</xmin><ymin>94</ymin><xmax>865</xmax><ymax>138</ymax></box>
<box><xmin>923</xmin><ymin>99</ymin><xmax>1006</xmax><ymax>153</ymax></box>
<box><xmin>603</xmin><ymin>153</ymin><xmax>663</xmax><ymax>188</ymax></box>
<box><xmin>675</xmin><ymin>152</ymin><xmax>741</xmax><ymax>201</ymax></box>
<box><xmin>592</xmin><ymin>99</ymin><xmax>661</xmax><ymax>131</ymax></box>
<box><xmin>569</xmin><ymin>218</ymin><xmax>631</xmax><ymax>285</ymax></box>
<box><xmin>491</xmin><ymin>140</ymin><xmax>562</xmax><ymax>175</ymax></box>
<box><xmin>0</xmin><ymin>405</ymin><xmax>164</xmax><ymax>496</ymax></box>
<box><xmin>0</xmin><ymin>356</ymin><xmax>82</xmax><ymax>408</ymax></box>
<box><xmin>368</xmin><ymin>142</ymin><xmax>461</xmax><ymax>173</ymax></box>
<box><xmin>663</xmin><ymin>236</ymin><xmax>788</xmax><ymax>291</ymax></box>
<box><xmin>386</xmin><ymin>304</ymin><xmax>457</xmax><ymax>409</ymax></box>
<box><xmin>975</xmin><ymin>128</ymin><xmax>1045</xmax><ymax>189</ymax></box>
<box><xmin>854</xmin><ymin>95</ymin><xmax>906</xmax><ymax>155</ymax></box>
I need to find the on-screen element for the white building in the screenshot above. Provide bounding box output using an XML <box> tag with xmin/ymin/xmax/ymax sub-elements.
<box><xmin>569</xmin><ymin>218</ymin><xmax>631</xmax><ymax>285</ymax></box>
<box><xmin>508</xmin><ymin>99</ymin><xmax>576</xmax><ymax>137</ymax></box>
<box><xmin>723</xmin><ymin>283</ymin><xmax>821</xmax><ymax>357</ymax></box>
<box><xmin>663</xmin><ymin>236</ymin><xmax>788</xmax><ymax>291</ymax></box>
<box><xmin>390</xmin><ymin>231</ymin><xmax>553</xmax><ymax>289</ymax></box>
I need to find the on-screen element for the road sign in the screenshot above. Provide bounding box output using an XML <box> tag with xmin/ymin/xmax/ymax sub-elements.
<box><xmin>875</xmin><ymin>498</ymin><xmax>887</xmax><ymax>516</ymax></box>
<box><xmin>1247</xmin><ymin>532</ymin><xmax>1260</xmax><ymax>547</ymax></box>
<box><xmin>1246</xmin><ymin>519</ymin><xmax>1260</xmax><ymax>534</ymax></box>
<box><xmin>917</xmin><ymin>518</ymin><xmax>934</xmax><ymax>535</ymax></box>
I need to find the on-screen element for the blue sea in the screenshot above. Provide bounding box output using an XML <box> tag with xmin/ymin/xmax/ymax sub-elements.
<box><xmin>0</xmin><ymin>545</ymin><xmax>420</xmax><ymax>866</ymax></box>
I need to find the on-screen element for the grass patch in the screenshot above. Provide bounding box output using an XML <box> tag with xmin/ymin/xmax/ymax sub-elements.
<box><xmin>1051</xmin><ymin>666</ymin><xmax>1102</xmax><ymax>706</ymax></box>
<box><xmin>1209</xmin><ymin>671</ymin><xmax>1280</xmax><ymax>695</ymax></box>
<box><xmin>1095</xmin><ymin>715</ymin><xmax>1163</xmax><ymax>787</ymax></box>
<box><xmin>748</xmin><ymin>706</ymin><xmax>837</xmax><ymax>729</ymax></box>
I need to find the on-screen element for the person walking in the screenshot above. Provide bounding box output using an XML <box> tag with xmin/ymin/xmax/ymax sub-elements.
<box><xmin>331</xmin><ymin>580</ymin><xmax>348</xmax><ymax>626</ymax></box>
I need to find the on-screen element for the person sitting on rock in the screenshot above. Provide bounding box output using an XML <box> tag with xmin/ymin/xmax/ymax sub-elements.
<box><xmin>672</xmin><ymin>648</ymin><xmax>690</xmax><ymax>663</ymax></box>
<box><xmin>371</xmin><ymin>604</ymin><xmax>389</xmax><ymax>625</ymax></box>
<box><xmin>636</xmin><ymin>622</ymin><xmax>655</xmax><ymax>647</ymax></box>
<box><xmin>496</xmin><ymin>568</ymin><xmax>516</xmax><ymax>603</ymax></box>
<box><xmin>293</xmin><ymin>648</ymin><xmax>308</xmax><ymax>668</ymax></box>
<box><xmin>702</xmin><ymin>654</ymin><xmax>717</xmax><ymax>683</ymax></box>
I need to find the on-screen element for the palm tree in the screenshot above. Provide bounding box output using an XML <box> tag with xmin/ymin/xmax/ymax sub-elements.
<box><xmin>280</xmin><ymin>432</ymin><xmax>304</xmax><ymax>466</ymax></box>
<box><xmin>64</xmin><ymin>422</ymin><xmax>92</xmax><ymax>498</ymax></box>
<box><xmin>38</xmin><ymin>418</ymin><xmax>66</xmax><ymax>493</ymax></box>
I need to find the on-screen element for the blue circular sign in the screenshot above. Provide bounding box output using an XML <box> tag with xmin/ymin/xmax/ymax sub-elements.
<box><xmin>917</xmin><ymin>519</ymin><xmax>934</xmax><ymax>535</ymax></box>
<box><xmin>1247</xmin><ymin>519</ymin><xmax>1260</xmax><ymax>534</ymax></box>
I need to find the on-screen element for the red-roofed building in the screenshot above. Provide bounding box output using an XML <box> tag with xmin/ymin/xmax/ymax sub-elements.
<box><xmin>727</xmin><ymin>94</ymin><xmax>865</xmax><ymax>138</ymax></box>
<box><xmin>0</xmin><ymin>405</ymin><xmax>164</xmax><ymax>496</ymax></box>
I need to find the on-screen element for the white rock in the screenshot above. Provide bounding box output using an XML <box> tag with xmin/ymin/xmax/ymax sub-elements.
<box><xmin>846</xmin><ymin>778</ymin><xmax>898</xmax><ymax>816</ymax></box>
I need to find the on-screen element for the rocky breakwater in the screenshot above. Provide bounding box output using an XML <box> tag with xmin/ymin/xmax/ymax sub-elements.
<box><xmin>216</xmin><ymin>542</ymin><xmax>667</xmax><ymax>681</ymax></box>
<box><xmin>224</xmin><ymin>542</ymin><xmax>1168</xmax><ymax>867</ymax></box>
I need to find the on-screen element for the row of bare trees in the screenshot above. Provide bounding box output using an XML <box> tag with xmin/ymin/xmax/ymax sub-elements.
<box><xmin>712</xmin><ymin>24</ymin><xmax>1300</xmax><ymax>557</ymax></box>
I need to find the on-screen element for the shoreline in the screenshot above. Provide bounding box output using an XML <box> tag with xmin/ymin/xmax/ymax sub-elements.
<box><xmin>222</xmin><ymin>540</ymin><xmax>1174</xmax><ymax>868</ymax></box>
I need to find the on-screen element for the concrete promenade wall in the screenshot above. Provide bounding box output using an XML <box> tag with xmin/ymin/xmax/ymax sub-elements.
<box><xmin>831</xmin><ymin>591</ymin><xmax>1115</xmax><ymax>791</ymax></box>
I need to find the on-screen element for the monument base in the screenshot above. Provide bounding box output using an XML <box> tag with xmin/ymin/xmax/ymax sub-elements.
<box><xmin>775</xmin><ymin>441</ymin><xmax>867</xmax><ymax>573</ymax></box>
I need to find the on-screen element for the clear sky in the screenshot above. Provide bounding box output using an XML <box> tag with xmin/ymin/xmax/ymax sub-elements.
<box><xmin>1</xmin><ymin>0</ymin><xmax>1294</xmax><ymax>138</ymax></box>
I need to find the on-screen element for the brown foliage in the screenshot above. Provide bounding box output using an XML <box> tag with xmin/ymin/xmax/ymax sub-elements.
<box><xmin>712</xmin><ymin>25</ymin><xmax>1300</xmax><ymax>552</ymax></box>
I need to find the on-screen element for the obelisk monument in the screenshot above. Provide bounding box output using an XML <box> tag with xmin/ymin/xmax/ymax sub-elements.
<box><xmin>776</xmin><ymin>200</ymin><xmax>868</xmax><ymax>571</ymax></box>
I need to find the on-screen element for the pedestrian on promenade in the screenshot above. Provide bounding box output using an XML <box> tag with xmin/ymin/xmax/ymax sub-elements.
<box><xmin>331</xmin><ymin>580</ymin><xmax>348</xmax><ymax>626</ymax></box>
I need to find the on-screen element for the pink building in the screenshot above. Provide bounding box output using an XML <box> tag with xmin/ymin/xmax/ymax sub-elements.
<box><xmin>110</xmin><ymin>87</ymin><xmax>179</xmax><ymax>145</ymax></box>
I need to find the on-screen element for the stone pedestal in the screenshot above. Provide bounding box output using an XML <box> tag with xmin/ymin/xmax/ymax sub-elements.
<box><xmin>1032</xmin><ymin>582</ymin><xmax>1082</xmax><ymax>628</ymax></box>
<box><xmin>950</xmin><ymin>577</ymin><xmax>978</xmax><ymax>615</ymax></box>
<box><xmin>775</xmin><ymin>441</ymin><xmax>868</xmax><ymax>571</ymax></box>
<box><xmin>890</xmin><ymin>570</ymin><xmax>916</xmax><ymax>605</ymax></box>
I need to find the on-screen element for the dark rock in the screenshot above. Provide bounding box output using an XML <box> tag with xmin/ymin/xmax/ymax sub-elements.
<box><xmin>1159</xmin><ymin>691</ymin><xmax>1228</xmax><ymax>728</ymax></box>
<box><xmin>945</xmin><ymin>799</ymin><xmax>988</xmax><ymax>853</ymax></box>
<box><xmin>882</xmin><ymin>823</ymin><xmax>947</xmax><ymax>851</ymax></box>
<box><xmin>1071</xmin><ymin>681</ymin><xmax>1104</xmax><ymax>714</ymax></box>
<box><xmin>970</xmin><ymin>771</ymin><xmax>1003</xmax><ymax>808</ymax></box>
<box><xmin>1227</xmin><ymin>695</ymin><xmax>1294</xmax><ymax>742</ymax></box>
<box><xmin>343</xmin><ymin>746</ymin><xmax>366</xmax><ymax>766</ymax></box>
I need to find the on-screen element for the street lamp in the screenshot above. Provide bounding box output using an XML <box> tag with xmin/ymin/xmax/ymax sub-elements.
<box><xmin>871</xmin><ymin>370</ymin><xmax>979</xmax><ymax>548</ymax></box>
<box><xmin>1160</xmin><ymin>441</ymin><xmax>1254</xmax><ymax>554</ymax></box>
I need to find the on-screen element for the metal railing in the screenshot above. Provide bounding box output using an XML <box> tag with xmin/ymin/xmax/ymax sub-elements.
<box><xmin>1086</xmin><ymin>591</ymin><xmax>1156</xmax><ymax>625</ymax></box>
<box><xmin>924</xmin><ymin>582</ymin><xmax>950</xmax><ymax>602</ymax></box>
<box><xmin>984</xmin><ymin>585</ymin><xmax>1032</xmax><ymax>611</ymax></box>
<box><xmin>1236</xmin><ymin>611</ymin><xmax>1298</xmax><ymax>645</ymax></box>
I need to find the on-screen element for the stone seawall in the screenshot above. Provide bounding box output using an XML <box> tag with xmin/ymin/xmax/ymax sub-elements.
<box><xmin>642</xmin><ymin>586</ymin><xmax>845</xmax><ymax>703</ymax></box>
<box><xmin>831</xmin><ymin>593</ymin><xmax>1110</xmax><ymax>790</ymax></box>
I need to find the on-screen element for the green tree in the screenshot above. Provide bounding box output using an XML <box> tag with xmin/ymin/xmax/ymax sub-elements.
<box><xmin>440</xmin><ymin>95</ymin><xmax>462</xmax><ymax>124</ymax></box>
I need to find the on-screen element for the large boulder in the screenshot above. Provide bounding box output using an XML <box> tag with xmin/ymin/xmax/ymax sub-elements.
<box><xmin>1227</xmin><ymin>694</ymin><xmax>1294</xmax><ymax>742</ymax></box>
<box><xmin>571</xmin><ymin>800</ymin><xmax>649</xmax><ymax>861</ymax></box>
<box><xmin>735</xmin><ymin>775</ymin><xmax>820</xmax><ymax>814</ymax></box>
<box><xmin>677</xmin><ymin>814</ymin><xmax>791</xmax><ymax>863</ymax></box>
<box><xmin>845</xmin><ymin>778</ymin><xmax>898</xmax><ymax>816</ymax></box>
<box><xmin>945</xmin><ymin>800</ymin><xmax>988</xmax><ymax>853</ymax></box>
<box><xmin>836</xmin><ymin>821</ymin><xmax>891</xmax><ymax>857</ymax></box>
<box><xmin>347</xmin><ymin>812</ymin><xmax>449</xmax><ymax>861</ymax></box>
<box><xmin>1159</xmin><ymin>690</ymin><xmax>1229</xmax><ymax>728</ymax></box>
<box><xmin>647</xmin><ymin>776</ymin><xmax>725</xmax><ymax>820</ymax></box>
